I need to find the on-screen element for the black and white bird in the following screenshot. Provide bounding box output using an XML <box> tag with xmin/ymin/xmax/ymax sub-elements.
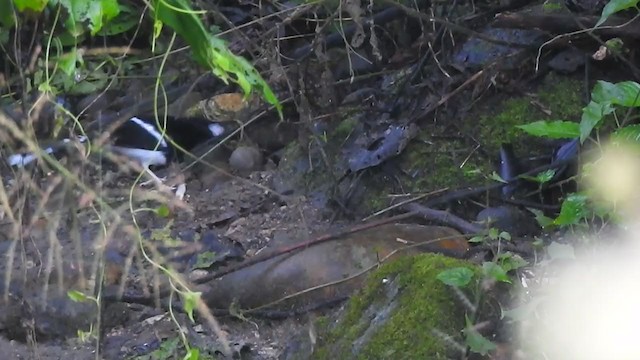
<box><xmin>6</xmin><ymin>115</ymin><xmax>235</xmax><ymax>185</ymax></box>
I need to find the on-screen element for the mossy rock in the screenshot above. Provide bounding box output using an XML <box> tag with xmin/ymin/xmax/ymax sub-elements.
<box><xmin>471</xmin><ymin>72</ymin><xmax>584</xmax><ymax>155</ymax></box>
<box><xmin>311</xmin><ymin>253</ymin><xmax>479</xmax><ymax>359</ymax></box>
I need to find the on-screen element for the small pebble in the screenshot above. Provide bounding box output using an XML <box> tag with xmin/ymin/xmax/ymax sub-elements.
<box><xmin>229</xmin><ymin>146</ymin><xmax>263</xmax><ymax>172</ymax></box>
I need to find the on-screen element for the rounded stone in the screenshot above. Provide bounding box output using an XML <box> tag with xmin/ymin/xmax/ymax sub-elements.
<box><xmin>229</xmin><ymin>146</ymin><xmax>263</xmax><ymax>172</ymax></box>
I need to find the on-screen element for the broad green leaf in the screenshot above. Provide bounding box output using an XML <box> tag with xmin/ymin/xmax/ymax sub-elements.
<box><xmin>57</xmin><ymin>47</ymin><xmax>78</xmax><ymax>76</ymax></box>
<box><xmin>592</xmin><ymin>80</ymin><xmax>640</xmax><ymax>107</ymax></box>
<box><xmin>97</xmin><ymin>4</ymin><xmax>138</xmax><ymax>36</ymax></box>
<box><xmin>517</xmin><ymin>120</ymin><xmax>580</xmax><ymax>139</ymax></box>
<box><xmin>482</xmin><ymin>262</ymin><xmax>511</xmax><ymax>283</ymax></box>
<box><xmin>579</xmin><ymin>101</ymin><xmax>613</xmax><ymax>142</ymax></box>
<box><xmin>50</xmin><ymin>0</ymin><xmax>120</xmax><ymax>37</ymax></box>
<box><xmin>596</xmin><ymin>0</ymin><xmax>640</xmax><ymax>27</ymax></box>
<box><xmin>13</xmin><ymin>0</ymin><xmax>48</xmax><ymax>12</ymax></box>
<box><xmin>436</xmin><ymin>267</ymin><xmax>475</xmax><ymax>287</ymax></box>
<box><xmin>1</xmin><ymin>0</ymin><xmax>16</xmax><ymax>27</ymax></box>
<box><xmin>152</xmin><ymin>0</ymin><xmax>282</xmax><ymax>117</ymax></box>
<box><xmin>553</xmin><ymin>193</ymin><xmax>588</xmax><ymax>226</ymax></box>
<box><xmin>86</xmin><ymin>0</ymin><xmax>120</xmax><ymax>35</ymax></box>
<box><xmin>51</xmin><ymin>0</ymin><xmax>89</xmax><ymax>37</ymax></box>
<box><xmin>611</xmin><ymin>124</ymin><xmax>640</xmax><ymax>144</ymax></box>
<box><xmin>464</xmin><ymin>315</ymin><xmax>497</xmax><ymax>355</ymax></box>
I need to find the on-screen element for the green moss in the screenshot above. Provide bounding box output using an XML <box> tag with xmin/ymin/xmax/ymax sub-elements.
<box><xmin>363</xmin><ymin>187</ymin><xmax>390</xmax><ymax>212</ymax></box>
<box><xmin>333</xmin><ymin>117</ymin><xmax>359</xmax><ymax>139</ymax></box>
<box><xmin>313</xmin><ymin>253</ymin><xmax>479</xmax><ymax>359</ymax></box>
<box><xmin>538</xmin><ymin>73</ymin><xmax>584</xmax><ymax>120</ymax></box>
<box><xmin>542</xmin><ymin>2</ymin><xmax>563</xmax><ymax>11</ymax></box>
<box><xmin>474</xmin><ymin>73</ymin><xmax>584</xmax><ymax>154</ymax></box>
<box><xmin>478</xmin><ymin>97</ymin><xmax>531</xmax><ymax>152</ymax></box>
<box><xmin>396</xmin><ymin>129</ymin><xmax>491</xmax><ymax>193</ymax></box>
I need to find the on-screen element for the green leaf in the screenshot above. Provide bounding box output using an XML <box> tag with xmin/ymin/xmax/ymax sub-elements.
<box><xmin>468</xmin><ymin>235</ymin><xmax>485</xmax><ymax>244</ymax></box>
<box><xmin>1</xmin><ymin>0</ymin><xmax>16</xmax><ymax>27</ymax></box>
<box><xmin>611</xmin><ymin>124</ymin><xmax>640</xmax><ymax>144</ymax></box>
<box><xmin>464</xmin><ymin>315</ymin><xmax>497</xmax><ymax>355</ymax></box>
<box><xmin>592</xmin><ymin>80</ymin><xmax>640</xmax><ymax>107</ymax></box>
<box><xmin>192</xmin><ymin>251</ymin><xmax>217</xmax><ymax>269</ymax></box>
<box><xmin>521</xmin><ymin>169</ymin><xmax>557</xmax><ymax>184</ymax></box>
<box><xmin>153</xmin><ymin>337</ymin><xmax>180</xmax><ymax>360</ymax></box>
<box><xmin>517</xmin><ymin>120</ymin><xmax>580</xmax><ymax>139</ymax></box>
<box><xmin>13</xmin><ymin>0</ymin><xmax>48</xmax><ymax>12</ymax></box>
<box><xmin>596</xmin><ymin>0</ymin><xmax>640</xmax><ymax>27</ymax></box>
<box><xmin>152</xmin><ymin>0</ymin><xmax>282</xmax><ymax>117</ymax></box>
<box><xmin>183</xmin><ymin>348</ymin><xmax>200</xmax><ymax>360</ymax></box>
<box><xmin>156</xmin><ymin>204</ymin><xmax>170</xmax><ymax>217</ymax></box>
<box><xmin>579</xmin><ymin>100</ymin><xmax>612</xmax><ymax>142</ymax></box>
<box><xmin>527</xmin><ymin>208</ymin><xmax>554</xmax><ymax>228</ymax></box>
<box><xmin>604</xmin><ymin>38</ymin><xmax>624</xmax><ymax>53</ymax></box>
<box><xmin>553</xmin><ymin>193</ymin><xmax>588</xmax><ymax>226</ymax></box>
<box><xmin>0</xmin><ymin>29</ymin><xmax>9</xmax><ymax>45</ymax></box>
<box><xmin>489</xmin><ymin>171</ymin><xmax>507</xmax><ymax>183</ymax></box>
<box><xmin>497</xmin><ymin>252</ymin><xmax>528</xmax><ymax>272</ymax></box>
<box><xmin>436</xmin><ymin>267</ymin><xmax>475</xmax><ymax>287</ymax></box>
<box><xmin>57</xmin><ymin>47</ymin><xmax>78</xmax><ymax>76</ymax></box>
<box><xmin>482</xmin><ymin>262</ymin><xmax>511</xmax><ymax>283</ymax></box>
<box><xmin>51</xmin><ymin>0</ymin><xmax>88</xmax><ymax>37</ymax></box>
<box><xmin>67</xmin><ymin>290</ymin><xmax>89</xmax><ymax>302</ymax></box>
<box><xmin>488</xmin><ymin>227</ymin><xmax>500</xmax><ymax>240</ymax></box>
<box><xmin>97</xmin><ymin>4</ymin><xmax>137</xmax><ymax>35</ymax></box>
<box><xmin>86</xmin><ymin>0</ymin><xmax>120</xmax><ymax>35</ymax></box>
<box><xmin>181</xmin><ymin>291</ymin><xmax>201</xmax><ymax>322</ymax></box>
<box><xmin>50</xmin><ymin>0</ymin><xmax>120</xmax><ymax>37</ymax></box>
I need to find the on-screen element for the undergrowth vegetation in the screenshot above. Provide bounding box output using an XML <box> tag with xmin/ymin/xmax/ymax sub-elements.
<box><xmin>1</xmin><ymin>0</ymin><xmax>640</xmax><ymax>358</ymax></box>
<box><xmin>0</xmin><ymin>0</ymin><xmax>283</xmax><ymax>358</ymax></box>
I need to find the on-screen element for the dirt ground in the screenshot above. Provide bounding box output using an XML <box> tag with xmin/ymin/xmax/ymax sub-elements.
<box><xmin>0</xmin><ymin>161</ymin><xmax>343</xmax><ymax>359</ymax></box>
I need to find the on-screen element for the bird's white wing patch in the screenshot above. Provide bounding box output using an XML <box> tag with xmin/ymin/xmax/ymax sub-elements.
<box><xmin>110</xmin><ymin>146</ymin><xmax>168</xmax><ymax>168</ymax></box>
<box><xmin>8</xmin><ymin>154</ymin><xmax>34</xmax><ymax>167</ymax></box>
<box><xmin>8</xmin><ymin>146</ymin><xmax>57</xmax><ymax>167</ymax></box>
<box><xmin>208</xmin><ymin>123</ymin><xmax>225</xmax><ymax>137</ymax></box>
<box><xmin>130</xmin><ymin>117</ymin><xmax>168</xmax><ymax>147</ymax></box>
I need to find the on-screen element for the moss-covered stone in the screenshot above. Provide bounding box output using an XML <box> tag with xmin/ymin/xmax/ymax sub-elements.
<box><xmin>312</xmin><ymin>253</ymin><xmax>479</xmax><ymax>359</ymax></box>
<box><xmin>473</xmin><ymin>73</ymin><xmax>584</xmax><ymax>155</ymax></box>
